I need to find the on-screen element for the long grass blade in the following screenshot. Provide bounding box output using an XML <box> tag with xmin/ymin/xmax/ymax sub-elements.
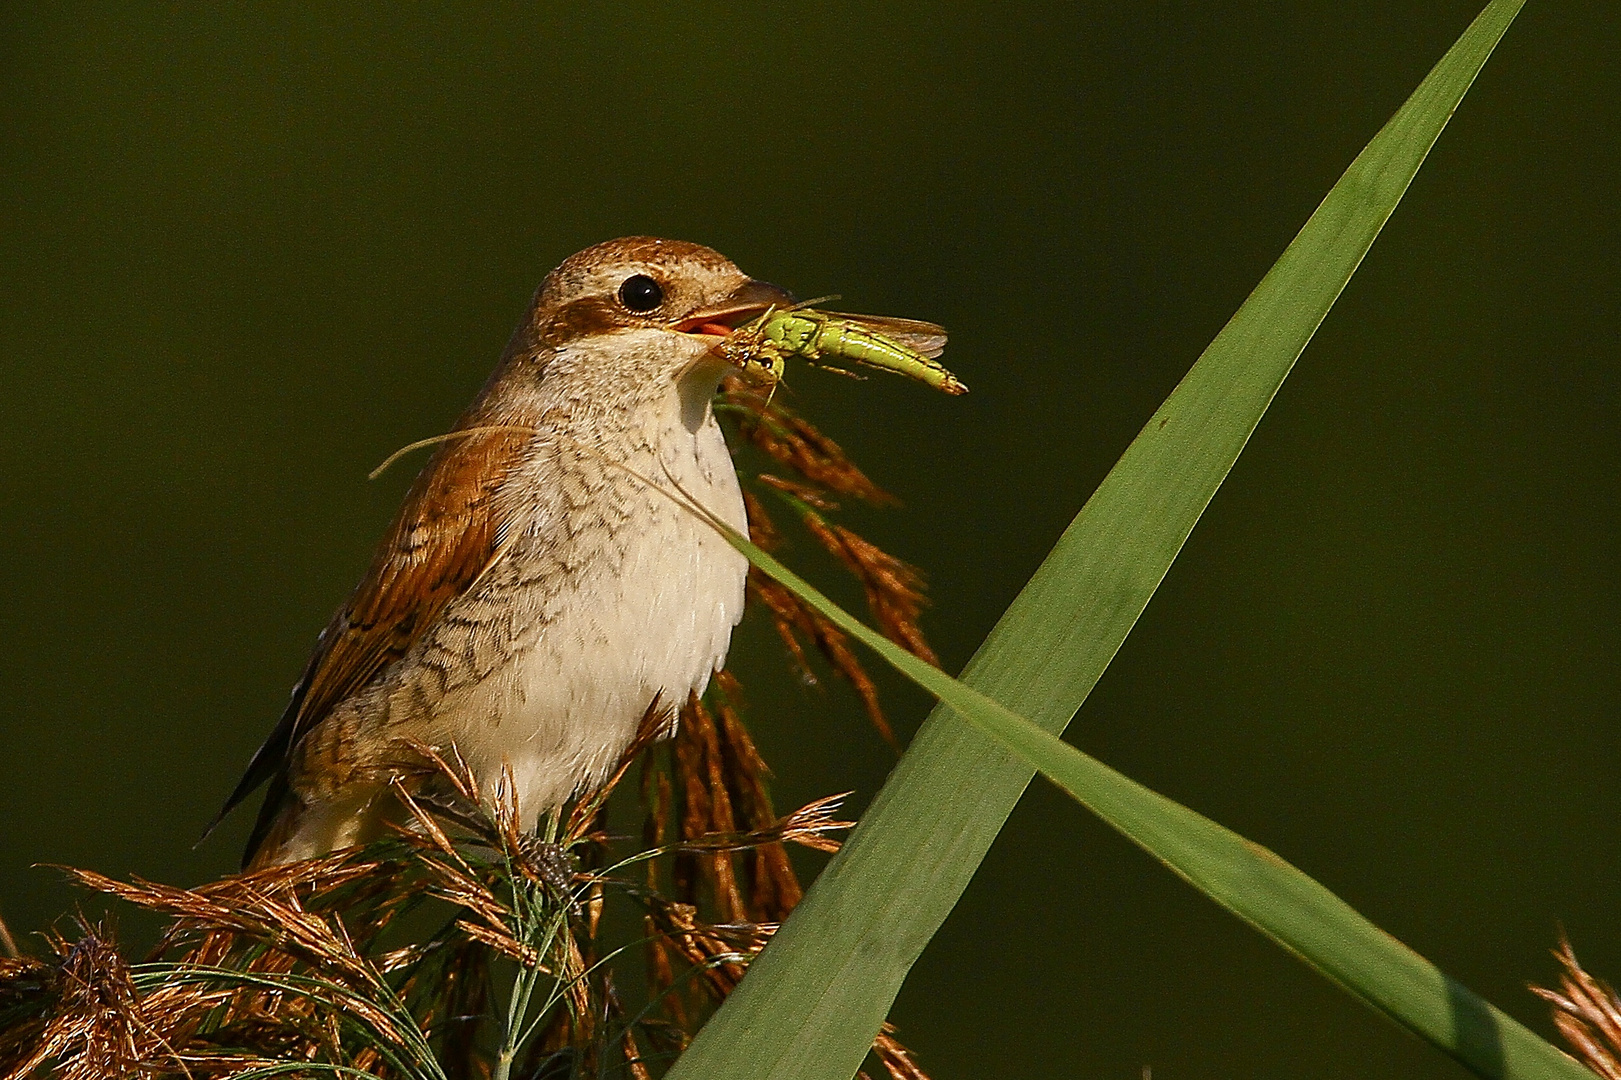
<box><xmin>670</xmin><ymin>3</ymin><xmax>1531</xmax><ymax>1078</ymax></box>
<box><xmin>717</xmin><ymin>535</ymin><xmax>1586</xmax><ymax>1079</ymax></box>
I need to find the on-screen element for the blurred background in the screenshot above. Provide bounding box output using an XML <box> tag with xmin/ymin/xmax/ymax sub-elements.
<box><xmin>3</xmin><ymin>3</ymin><xmax>1617</xmax><ymax>1076</ymax></box>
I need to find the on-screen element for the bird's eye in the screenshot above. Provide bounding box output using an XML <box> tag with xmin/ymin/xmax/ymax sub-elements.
<box><xmin>617</xmin><ymin>274</ymin><xmax>664</xmax><ymax>313</ymax></box>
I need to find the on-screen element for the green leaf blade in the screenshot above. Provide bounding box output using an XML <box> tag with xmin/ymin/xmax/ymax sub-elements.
<box><xmin>705</xmin><ymin>528</ymin><xmax>1583</xmax><ymax>1079</ymax></box>
<box><xmin>670</xmin><ymin>3</ymin><xmax>1533</xmax><ymax>1078</ymax></box>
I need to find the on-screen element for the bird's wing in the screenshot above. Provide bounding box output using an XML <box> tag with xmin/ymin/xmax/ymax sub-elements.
<box><xmin>210</xmin><ymin>423</ymin><xmax>533</xmax><ymax>858</ymax></box>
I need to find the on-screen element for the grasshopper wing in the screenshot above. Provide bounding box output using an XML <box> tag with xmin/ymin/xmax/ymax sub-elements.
<box><xmin>826</xmin><ymin>312</ymin><xmax>948</xmax><ymax>359</ymax></box>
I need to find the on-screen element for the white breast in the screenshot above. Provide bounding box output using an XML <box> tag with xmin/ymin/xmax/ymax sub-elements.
<box><xmin>437</xmin><ymin>391</ymin><xmax>748</xmax><ymax>827</ymax></box>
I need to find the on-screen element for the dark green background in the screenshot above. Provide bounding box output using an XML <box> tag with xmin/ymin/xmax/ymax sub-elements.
<box><xmin>3</xmin><ymin>4</ymin><xmax>1617</xmax><ymax>1076</ymax></box>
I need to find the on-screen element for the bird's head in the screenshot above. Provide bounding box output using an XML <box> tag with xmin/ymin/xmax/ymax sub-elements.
<box><xmin>508</xmin><ymin>237</ymin><xmax>792</xmax><ymax>395</ymax></box>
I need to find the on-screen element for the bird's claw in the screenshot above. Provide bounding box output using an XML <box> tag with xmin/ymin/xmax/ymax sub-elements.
<box><xmin>519</xmin><ymin>837</ymin><xmax>577</xmax><ymax>905</ymax></box>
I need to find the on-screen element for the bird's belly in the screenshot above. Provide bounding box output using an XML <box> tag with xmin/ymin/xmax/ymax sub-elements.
<box><xmin>430</xmin><ymin>461</ymin><xmax>747</xmax><ymax>825</ymax></box>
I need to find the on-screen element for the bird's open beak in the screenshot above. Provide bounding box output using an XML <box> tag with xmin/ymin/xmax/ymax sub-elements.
<box><xmin>677</xmin><ymin>279</ymin><xmax>796</xmax><ymax>337</ymax></box>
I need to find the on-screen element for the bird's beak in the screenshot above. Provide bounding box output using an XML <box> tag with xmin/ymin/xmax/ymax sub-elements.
<box><xmin>677</xmin><ymin>279</ymin><xmax>796</xmax><ymax>337</ymax></box>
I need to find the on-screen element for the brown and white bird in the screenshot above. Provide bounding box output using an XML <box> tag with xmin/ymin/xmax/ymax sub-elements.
<box><xmin>213</xmin><ymin>237</ymin><xmax>793</xmax><ymax>868</ymax></box>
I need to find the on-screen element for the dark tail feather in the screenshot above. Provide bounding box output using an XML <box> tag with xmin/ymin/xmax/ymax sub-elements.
<box><xmin>240</xmin><ymin>773</ymin><xmax>296</xmax><ymax>870</ymax></box>
<box><xmin>194</xmin><ymin>721</ymin><xmax>296</xmax><ymax>855</ymax></box>
<box><xmin>195</xmin><ymin>671</ymin><xmax>310</xmax><ymax>853</ymax></box>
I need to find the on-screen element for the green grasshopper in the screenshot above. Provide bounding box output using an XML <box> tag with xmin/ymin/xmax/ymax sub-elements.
<box><xmin>717</xmin><ymin>305</ymin><xmax>967</xmax><ymax>396</ymax></box>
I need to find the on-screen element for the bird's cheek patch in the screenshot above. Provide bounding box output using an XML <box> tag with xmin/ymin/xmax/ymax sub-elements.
<box><xmin>540</xmin><ymin>297</ymin><xmax>627</xmax><ymax>347</ymax></box>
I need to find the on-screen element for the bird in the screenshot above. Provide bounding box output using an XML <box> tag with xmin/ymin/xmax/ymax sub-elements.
<box><xmin>211</xmin><ymin>237</ymin><xmax>794</xmax><ymax>869</ymax></box>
